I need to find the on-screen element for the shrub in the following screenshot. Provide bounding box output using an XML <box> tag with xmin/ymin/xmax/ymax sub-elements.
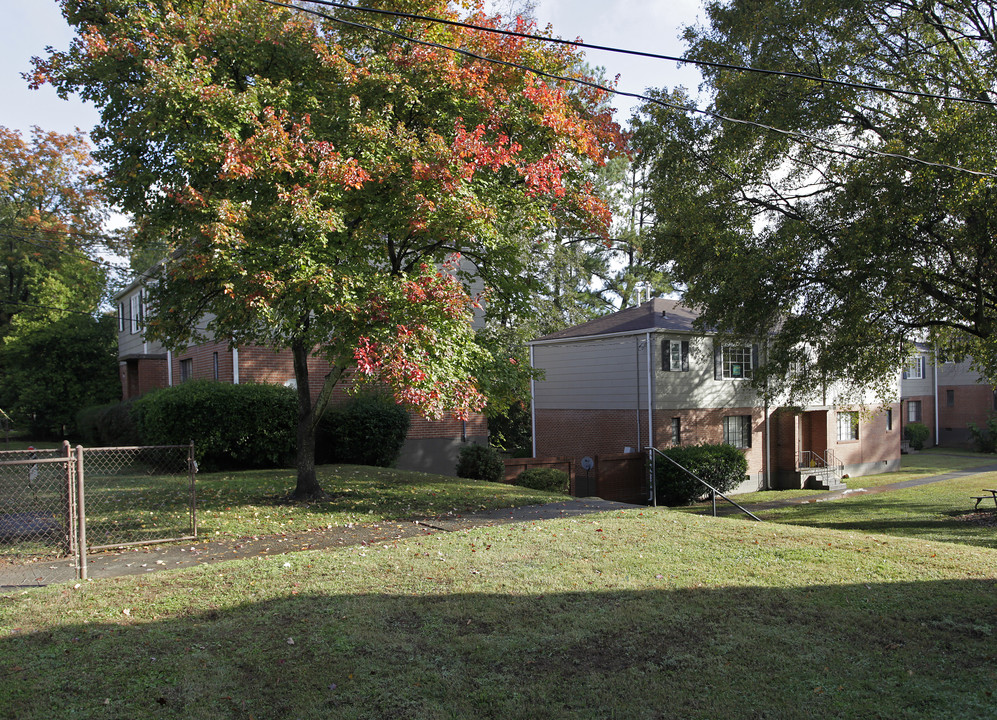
<box><xmin>455</xmin><ymin>443</ymin><xmax>504</xmax><ymax>483</ymax></box>
<box><xmin>654</xmin><ymin>443</ymin><xmax>748</xmax><ymax>506</ymax></box>
<box><xmin>131</xmin><ymin>381</ymin><xmax>297</xmax><ymax>471</ymax></box>
<box><xmin>904</xmin><ymin>422</ymin><xmax>930</xmax><ymax>451</ymax></box>
<box><xmin>968</xmin><ymin>414</ymin><xmax>997</xmax><ymax>454</ymax></box>
<box><xmin>316</xmin><ymin>393</ymin><xmax>410</xmax><ymax>467</ymax></box>
<box><xmin>76</xmin><ymin>400</ymin><xmax>142</xmax><ymax>447</ymax></box>
<box><xmin>515</xmin><ymin>467</ymin><xmax>569</xmax><ymax>494</ymax></box>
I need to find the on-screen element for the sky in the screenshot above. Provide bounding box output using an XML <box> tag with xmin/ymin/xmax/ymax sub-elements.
<box><xmin>0</xmin><ymin>0</ymin><xmax>707</xmax><ymax>139</ymax></box>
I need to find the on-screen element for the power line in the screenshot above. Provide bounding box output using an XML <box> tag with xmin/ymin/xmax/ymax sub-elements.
<box><xmin>257</xmin><ymin>0</ymin><xmax>997</xmax><ymax>179</ymax></box>
<box><xmin>300</xmin><ymin>0</ymin><xmax>997</xmax><ymax>109</ymax></box>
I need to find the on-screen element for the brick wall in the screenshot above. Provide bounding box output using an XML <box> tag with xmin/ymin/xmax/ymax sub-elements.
<box><xmin>831</xmin><ymin>405</ymin><xmax>900</xmax><ymax>468</ymax></box>
<box><xmin>938</xmin><ymin>385</ymin><xmax>997</xmax><ymax>447</ymax></box>
<box><xmin>119</xmin><ymin>356</ymin><xmax>168</xmax><ymax>400</ymax></box>
<box><xmin>903</xmin><ymin>394</ymin><xmax>936</xmax><ymax>446</ymax></box>
<box><xmin>535</xmin><ymin>406</ymin><xmax>764</xmax><ymax>477</ymax></box>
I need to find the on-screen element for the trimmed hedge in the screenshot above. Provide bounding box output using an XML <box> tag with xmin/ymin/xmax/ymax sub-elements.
<box><xmin>316</xmin><ymin>393</ymin><xmax>410</xmax><ymax>467</ymax></box>
<box><xmin>515</xmin><ymin>467</ymin><xmax>569</xmax><ymax>494</ymax></box>
<box><xmin>904</xmin><ymin>421</ymin><xmax>930</xmax><ymax>451</ymax></box>
<box><xmin>654</xmin><ymin>443</ymin><xmax>748</xmax><ymax>506</ymax></box>
<box><xmin>455</xmin><ymin>443</ymin><xmax>504</xmax><ymax>483</ymax></box>
<box><xmin>131</xmin><ymin>381</ymin><xmax>297</xmax><ymax>471</ymax></box>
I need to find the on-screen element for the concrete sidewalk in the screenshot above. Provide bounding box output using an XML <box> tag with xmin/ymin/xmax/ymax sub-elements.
<box><xmin>0</xmin><ymin>498</ymin><xmax>639</xmax><ymax>589</ymax></box>
<box><xmin>706</xmin><ymin>460</ymin><xmax>997</xmax><ymax>515</ymax></box>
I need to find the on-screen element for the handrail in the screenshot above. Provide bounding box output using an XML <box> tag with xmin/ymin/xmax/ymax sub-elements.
<box><xmin>648</xmin><ymin>447</ymin><xmax>762</xmax><ymax>521</ymax></box>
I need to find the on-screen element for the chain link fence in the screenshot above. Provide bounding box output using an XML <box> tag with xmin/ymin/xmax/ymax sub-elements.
<box><xmin>0</xmin><ymin>444</ymin><xmax>196</xmax><ymax>587</ymax></box>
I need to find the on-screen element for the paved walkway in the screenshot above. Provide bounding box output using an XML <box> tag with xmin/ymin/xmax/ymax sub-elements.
<box><xmin>706</xmin><ymin>458</ymin><xmax>997</xmax><ymax>516</ymax></box>
<box><xmin>0</xmin><ymin>498</ymin><xmax>639</xmax><ymax>589</ymax></box>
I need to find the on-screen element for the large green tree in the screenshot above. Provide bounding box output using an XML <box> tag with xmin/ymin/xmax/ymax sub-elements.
<box><xmin>0</xmin><ymin>314</ymin><xmax>120</xmax><ymax>438</ymax></box>
<box><xmin>0</xmin><ymin>125</ymin><xmax>109</xmax><ymax>338</ymax></box>
<box><xmin>636</xmin><ymin>0</ymin><xmax>997</xmax><ymax>398</ymax></box>
<box><xmin>36</xmin><ymin>0</ymin><xmax>623</xmax><ymax>496</ymax></box>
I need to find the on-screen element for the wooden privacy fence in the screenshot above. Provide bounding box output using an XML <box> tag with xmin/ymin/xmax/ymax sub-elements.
<box><xmin>503</xmin><ymin>452</ymin><xmax>647</xmax><ymax>505</ymax></box>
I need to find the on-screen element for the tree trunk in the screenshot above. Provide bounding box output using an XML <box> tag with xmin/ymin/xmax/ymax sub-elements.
<box><xmin>291</xmin><ymin>340</ymin><xmax>322</xmax><ymax>499</ymax></box>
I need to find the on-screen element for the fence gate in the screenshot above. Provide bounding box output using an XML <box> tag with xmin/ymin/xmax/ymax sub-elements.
<box><xmin>0</xmin><ymin>443</ymin><xmax>196</xmax><ymax>587</ymax></box>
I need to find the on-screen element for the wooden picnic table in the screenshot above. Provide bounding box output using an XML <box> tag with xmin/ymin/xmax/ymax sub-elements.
<box><xmin>970</xmin><ymin>489</ymin><xmax>997</xmax><ymax>510</ymax></box>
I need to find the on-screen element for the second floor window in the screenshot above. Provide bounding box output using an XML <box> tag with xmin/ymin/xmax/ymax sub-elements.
<box><xmin>903</xmin><ymin>356</ymin><xmax>925</xmax><ymax>380</ymax></box>
<box><xmin>721</xmin><ymin>345</ymin><xmax>753</xmax><ymax>379</ymax></box>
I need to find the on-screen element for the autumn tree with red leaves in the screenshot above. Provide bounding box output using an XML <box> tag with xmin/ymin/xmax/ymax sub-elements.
<box><xmin>36</xmin><ymin>0</ymin><xmax>624</xmax><ymax>497</ymax></box>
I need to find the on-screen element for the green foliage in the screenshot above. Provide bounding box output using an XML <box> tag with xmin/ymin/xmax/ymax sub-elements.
<box><xmin>316</xmin><ymin>393</ymin><xmax>410</xmax><ymax>467</ymax></box>
<box><xmin>485</xmin><ymin>401</ymin><xmax>533</xmax><ymax>458</ymax></box>
<box><xmin>514</xmin><ymin>467</ymin><xmax>569</xmax><ymax>494</ymax></box>
<box><xmin>76</xmin><ymin>399</ymin><xmax>142</xmax><ymax>447</ymax></box>
<box><xmin>0</xmin><ymin>314</ymin><xmax>120</xmax><ymax>438</ymax></box>
<box><xmin>635</xmin><ymin>0</ymin><xmax>997</xmax><ymax>396</ymax></box>
<box><xmin>41</xmin><ymin>0</ymin><xmax>624</xmax><ymax>497</ymax></box>
<box><xmin>0</xmin><ymin>126</ymin><xmax>112</xmax><ymax>340</ymax></box>
<box><xmin>904</xmin><ymin>422</ymin><xmax>931</xmax><ymax>451</ymax></box>
<box><xmin>131</xmin><ymin>381</ymin><xmax>297</xmax><ymax>471</ymax></box>
<box><xmin>654</xmin><ymin>444</ymin><xmax>749</xmax><ymax>506</ymax></box>
<box><xmin>456</xmin><ymin>443</ymin><xmax>505</xmax><ymax>484</ymax></box>
<box><xmin>967</xmin><ymin>415</ymin><xmax>997</xmax><ymax>454</ymax></box>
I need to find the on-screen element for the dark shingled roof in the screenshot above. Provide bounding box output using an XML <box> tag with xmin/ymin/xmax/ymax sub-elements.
<box><xmin>533</xmin><ymin>298</ymin><xmax>701</xmax><ymax>342</ymax></box>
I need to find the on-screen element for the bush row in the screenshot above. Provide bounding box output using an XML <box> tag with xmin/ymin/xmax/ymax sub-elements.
<box><xmin>76</xmin><ymin>382</ymin><xmax>409</xmax><ymax>471</ymax></box>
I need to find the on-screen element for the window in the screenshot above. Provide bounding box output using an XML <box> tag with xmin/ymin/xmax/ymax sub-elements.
<box><xmin>946</xmin><ymin>389</ymin><xmax>955</xmax><ymax>407</ymax></box>
<box><xmin>662</xmin><ymin>340</ymin><xmax>689</xmax><ymax>371</ymax></box>
<box><xmin>903</xmin><ymin>356</ymin><xmax>925</xmax><ymax>380</ymax></box>
<box><xmin>212</xmin><ymin>352</ymin><xmax>220</xmax><ymax>380</ymax></box>
<box><xmin>117</xmin><ymin>302</ymin><xmax>125</xmax><ymax>333</ymax></box>
<box><xmin>886</xmin><ymin>408</ymin><xmax>893</xmax><ymax>431</ymax></box>
<box><xmin>180</xmin><ymin>358</ymin><xmax>193</xmax><ymax>383</ymax></box>
<box><xmin>129</xmin><ymin>294</ymin><xmax>140</xmax><ymax>334</ymax></box>
<box><xmin>722</xmin><ymin>415</ymin><xmax>752</xmax><ymax>448</ymax></box>
<box><xmin>671</xmin><ymin>417</ymin><xmax>681</xmax><ymax>445</ymax></box>
<box><xmin>716</xmin><ymin>345</ymin><xmax>755</xmax><ymax>379</ymax></box>
<box><xmin>907</xmin><ymin>400</ymin><xmax>922</xmax><ymax>423</ymax></box>
<box><xmin>837</xmin><ymin>411</ymin><xmax>859</xmax><ymax>441</ymax></box>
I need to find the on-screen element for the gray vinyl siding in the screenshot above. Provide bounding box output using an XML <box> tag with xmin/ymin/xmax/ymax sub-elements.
<box><xmin>533</xmin><ymin>337</ymin><xmax>650</xmax><ymax>410</ymax></box>
<box><xmin>116</xmin><ymin>287</ymin><xmax>166</xmax><ymax>357</ymax></box>
<box><xmin>936</xmin><ymin>358</ymin><xmax>990</xmax><ymax>387</ymax></box>
<box><xmin>654</xmin><ymin>336</ymin><xmax>760</xmax><ymax>409</ymax></box>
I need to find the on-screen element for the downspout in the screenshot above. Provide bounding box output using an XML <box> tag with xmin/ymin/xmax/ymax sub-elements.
<box><xmin>635</xmin><ymin>336</ymin><xmax>642</xmax><ymax>452</ymax></box>
<box><xmin>646</xmin><ymin>331</ymin><xmax>653</xmax><ymax>450</ymax></box>
<box><xmin>529</xmin><ymin>344</ymin><xmax>537</xmax><ymax>458</ymax></box>
<box><xmin>933</xmin><ymin>346</ymin><xmax>939</xmax><ymax>447</ymax></box>
<box><xmin>167</xmin><ymin>350</ymin><xmax>173</xmax><ymax>387</ymax></box>
<box><xmin>764</xmin><ymin>340</ymin><xmax>771</xmax><ymax>490</ymax></box>
<box><xmin>232</xmin><ymin>346</ymin><xmax>240</xmax><ymax>385</ymax></box>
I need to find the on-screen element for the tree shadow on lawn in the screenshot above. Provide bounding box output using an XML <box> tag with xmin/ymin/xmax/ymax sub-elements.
<box><xmin>2</xmin><ymin>579</ymin><xmax>995</xmax><ymax>720</ymax></box>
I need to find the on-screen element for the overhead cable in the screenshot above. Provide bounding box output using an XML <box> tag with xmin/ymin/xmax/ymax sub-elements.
<box><xmin>255</xmin><ymin>0</ymin><xmax>997</xmax><ymax>179</ymax></box>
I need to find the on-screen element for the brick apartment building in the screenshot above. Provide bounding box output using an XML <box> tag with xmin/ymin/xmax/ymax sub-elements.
<box><xmin>529</xmin><ymin>299</ymin><xmax>902</xmax><ymax>494</ymax></box>
<box><xmin>900</xmin><ymin>343</ymin><xmax>997</xmax><ymax>448</ymax></box>
<box><xmin>113</xmin><ymin>277</ymin><xmax>487</xmax><ymax>475</ymax></box>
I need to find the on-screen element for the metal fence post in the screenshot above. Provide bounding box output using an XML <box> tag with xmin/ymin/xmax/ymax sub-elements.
<box><xmin>189</xmin><ymin>441</ymin><xmax>198</xmax><ymax>537</ymax></box>
<box><xmin>62</xmin><ymin>440</ymin><xmax>76</xmax><ymax>556</ymax></box>
<box><xmin>75</xmin><ymin>445</ymin><xmax>87</xmax><ymax>581</ymax></box>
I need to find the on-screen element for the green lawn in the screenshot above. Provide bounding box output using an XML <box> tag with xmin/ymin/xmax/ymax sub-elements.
<box><xmin>0</xmin><ymin>463</ymin><xmax>563</xmax><ymax>565</ymax></box>
<box><xmin>1</xmin><ymin>509</ymin><xmax>995</xmax><ymax>719</ymax></box>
